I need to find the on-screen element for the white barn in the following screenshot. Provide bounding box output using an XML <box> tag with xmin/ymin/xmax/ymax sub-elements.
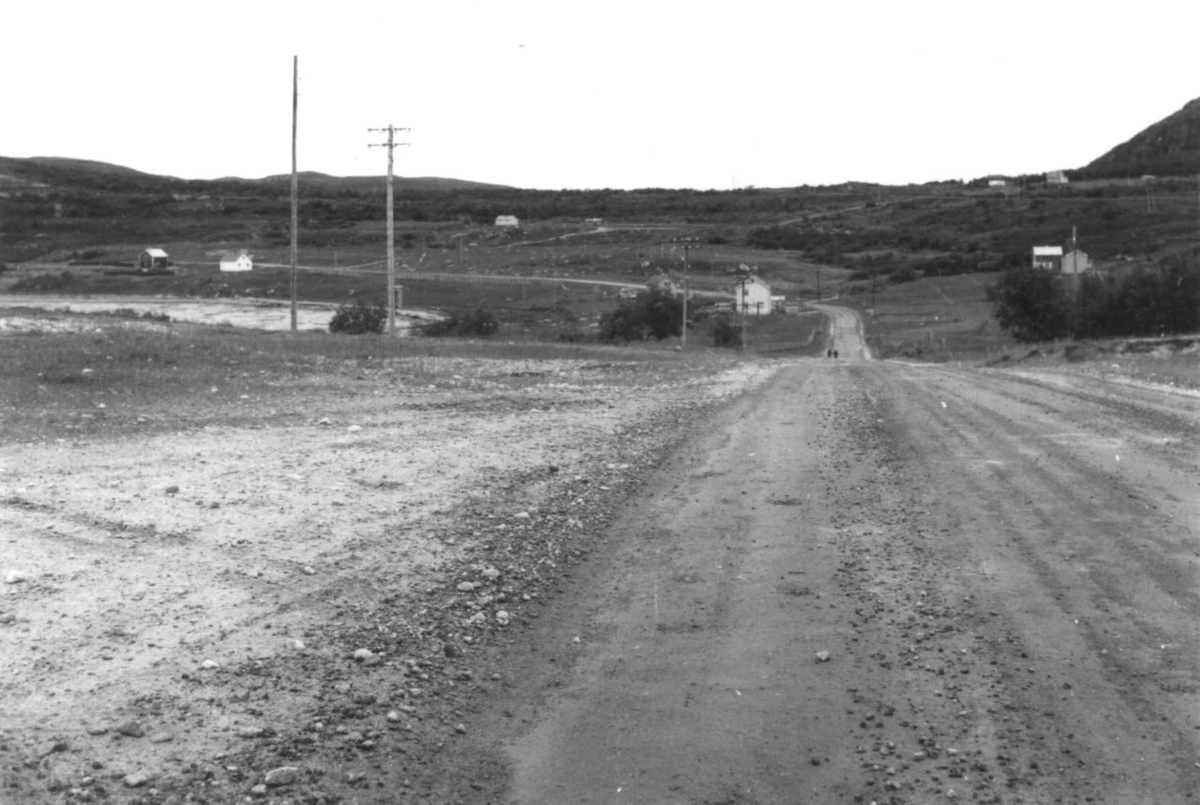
<box><xmin>495</xmin><ymin>215</ymin><xmax>520</xmax><ymax>227</ymax></box>
<box><xmin>219</xmin><ymin>250</ymin><xmax>253</xmax><ymax>272</ymax></box>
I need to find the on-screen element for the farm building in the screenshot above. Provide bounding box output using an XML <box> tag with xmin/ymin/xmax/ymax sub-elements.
<box><xmin>495</xmin><ymin>215</ymin><xmax>520</xmax><ymax>227</ymax></box>
<box><xmin>584</xmin><ymin>218</ymin><xmax>604</xmax><ymax>227</ymax></box>
<box><xmin>138</xmin><ymin>248</ymin><xmax>170</xmax><ymax>271</ymax></box>
<box><xmin>219</xmin><ymin>250</ymin><xmax>253</xmax><ymax>272</ymax></box>
<box><xmin>735</xmin><ymin>274</ymin><xmax>772</xmax><ymax>315</ymax></box>
<box><xmin>1046</xmin><ymin>170</ymin><xmax>1069</xmax><ymax>185</ymax></box>
<box><xmin>1061</xmin><ymin>249</ymin><xmax>1092</xmax><ymax>275</ymax></box>
<box><xmin>645</xmin><ymin>272</ymin><xmax>680</xmax><ymax>296</ymax></box>
<box><xmin>988</xmin><ymin>179</ymin><xmax>1007</xmax><ymax>188</ymax></box>
<box><xmin>1032</xmin><ymin>245</ymin><xmax>1063</xmax><ymax>271</ymax></box>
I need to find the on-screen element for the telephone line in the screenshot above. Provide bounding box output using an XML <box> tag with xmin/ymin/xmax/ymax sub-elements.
<box><xmin>368</xmin><ymin>125</ymin><xmax>411</xmax><ymax>334</ymax></box>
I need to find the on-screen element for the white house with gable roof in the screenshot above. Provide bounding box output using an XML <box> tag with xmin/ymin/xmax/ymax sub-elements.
<box><xmin>735</xmin><ymin>274</ymin><xmax>772</xmax><ymax>315</ymax></box>
<box><xmin>219</xmin><ymin>250</ymin><xmax>254</xmax><ymax>272</ymax></box>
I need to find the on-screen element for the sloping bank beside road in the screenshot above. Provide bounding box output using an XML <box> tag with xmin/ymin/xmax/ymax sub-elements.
<box><xmin>0</xmin><ymin>352</ymin><xmax>780</xmax><ymax>803</ymax></box>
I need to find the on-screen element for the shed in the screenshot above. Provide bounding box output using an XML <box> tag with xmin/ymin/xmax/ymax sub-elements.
<box><xmin>495</xmin><ymin>215</ymin><xmax>520</xmax><ymax>227</ymax></box>
<box><xmin>139</xmin><ymin>248</ymin><xmax>170</xmax><ymax>271</ymax></box>
<box><xmin>219</xmin><ymin>250</ymin><xmax>254</xmax><ymax>272</ymax></box>
<box><xmin>1046</xmin><ymin>170</ymin><xmax>1069</xmax><ymax>185</ymax></box>
<box><xmin>735</xmin><ymin>274</ymin><xmax>772</xmax><ymax>315</ymax></box>
<box><xmin>1061</xmin><ymin>249</ymin><xmax>1092</xmax><ymax>275</ymax></box>
<box><xmin>1032</xmin><ymin>245</ymin><xmax>1063</xmax><ymax>271</ymax></box>
<box><xmin>988</xmin><ymin>179</ymin><xmax>1007</xmax><ymax>188</ymax></box>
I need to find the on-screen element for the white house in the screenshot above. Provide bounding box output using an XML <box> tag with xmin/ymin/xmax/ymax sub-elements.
<box><xmin>219</xmin><ymin>250</ymin><xmax>253</xmax><ymax>272</ymax></box>
<box><xmin>1046</xmin><ymin>170</ymin><xmax>1069</xmax><ymax>185</ymax></box>
<box><xmin>1061</xmin><ymin>249</ymin><xmax>1092</xmax><ymax>274</ymax></box>
<box><xmin>495</xmin><ymin>215</ymin><xmax>520</xmax><ymax>227</ymax></box>
<box><xmin>735</xmin><ymin>274</ymin><xmax>772</xmax><ymax>315</ymax></box>
<box><xmin>988</xmin><ymin>179</ymin><xmax>1007</xmax><ymax>188</ymax></box>
<box><xmin>138</xmin><ymin>248</ymin><xmax>169</xmax><ymax>271</ymax></box>
<box><xmin>1032</xmin><ymin>245</ymin><xmax>1063</xmax><ymax>271</ymax></box>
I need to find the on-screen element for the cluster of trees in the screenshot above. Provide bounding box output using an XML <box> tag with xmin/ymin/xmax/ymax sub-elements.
<box><xmin>598</xmin><ymin>290</ymin><xmax>683</xmax><ymax>342</ymax></box>
<box><xmin>987</xmin><ymin>258</ymin><xmax>1200</xmax><ymax>342</ymax></box>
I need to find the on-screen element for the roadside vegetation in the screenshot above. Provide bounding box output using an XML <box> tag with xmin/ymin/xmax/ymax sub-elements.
<box><xmin>987</xmin><ymin>257</ymin><xmax>1200</xmax><ymax>342</ymax></box>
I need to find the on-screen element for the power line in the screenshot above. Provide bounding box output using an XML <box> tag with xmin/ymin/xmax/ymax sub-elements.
<box><xmin>368</xmin><ymin>125</ymin><xmax>410</xmax><ymax>334</ymax></box>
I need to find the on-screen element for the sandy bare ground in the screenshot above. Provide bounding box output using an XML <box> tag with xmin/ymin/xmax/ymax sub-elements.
<box><xmin>0</xmin><ymin>296</ymin><xmax>435</xmax><ymax>333</ymax></box>
<box><xmin>0</xmin><ymin>346</ymin><xmax>778</xmax><ymax>802</ymax></box>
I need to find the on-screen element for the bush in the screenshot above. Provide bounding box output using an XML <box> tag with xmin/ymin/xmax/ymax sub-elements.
<box><xmin>329</xmin><ymin>301</ymin><xmax>388</xmax><ymax>335</ymax></box>
<box><xmin>710</xmin><ymin>315</ymin><xmax>742</xmax><ymax>348</ymax></box>
<box><xmin>986</xmin><ymin>269</ymin><xmax>1070</xmax><ymax>342</ymax></box>
<box><xmin>422</xmin><ymin>308</ymin><xmax>499</xmax><ymax>337</ymax></box>
<box><xmin>11</xmin><ymin>270</ymin><xmax>73</xmax><ymax>292</ymax></box>
<box><xmin>598</xmin><ymin>290</ymin><xmax>682</xmax><ymax>343</ymax></box>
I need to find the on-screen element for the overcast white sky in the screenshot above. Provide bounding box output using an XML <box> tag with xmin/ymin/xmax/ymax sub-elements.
<box><xmin>4</xmin><ymin>0</ymin><xmax>1197</xmax><ymax>189</ymax></box>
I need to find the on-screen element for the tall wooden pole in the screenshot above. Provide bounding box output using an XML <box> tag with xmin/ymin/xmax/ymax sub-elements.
<box><xmin>681</xmin><ymin>245</ymin><xmax>689</xmax><ymax>348</ymax></box>
<box><xmin>369</xmin><ymin>125</ymin><xmax>409</xmax><ymax>334</ymax></box>
<box><xmin>386</xmin><ymin>125</ymin><xmax>396</xmax><ymax>334</ymax></box>
<box><xmin>289</xmin><ymin>56</ymin><xmax>299</xmax><ymax>332</ymax></box>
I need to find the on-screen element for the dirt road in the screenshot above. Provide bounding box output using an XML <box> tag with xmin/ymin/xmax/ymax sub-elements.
<box><xmin>449</xmin><ymin>319</ymin><xmax>1200</xmax><ymax>803</ymax></box>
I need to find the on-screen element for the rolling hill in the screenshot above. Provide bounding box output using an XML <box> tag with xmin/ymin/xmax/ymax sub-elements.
<box><xmin>1080</xmin><ymin>97</ymin><xmax>1200</xmax><ymax>179</ymax></box>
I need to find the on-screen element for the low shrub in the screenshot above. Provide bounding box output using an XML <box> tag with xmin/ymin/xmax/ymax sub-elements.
<box><xmin>422</xmin><ymin>308</ymin><xmax>499</xmax><ymax>337</ymax></box>
<box><xmin>12</xmin><ymin>271</ymin><xmax>74</xmax><ymax>291</ymax></box>
<box><xmin>329</xmin><ymin>301</ymin><xmax>388</xmax><ymax>335</ymax></box>
<box><xmin>710</xmin><ymin>315</ymin><xmax>742</xmax><ymax>348</ymax></box>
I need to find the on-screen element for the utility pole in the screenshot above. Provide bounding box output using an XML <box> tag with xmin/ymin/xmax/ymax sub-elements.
<box><xmin>734</xmin><ymin>268</ymin><xmax>750</xmax><ymax>352</ymax></box>
<box><xmin>681</xmin><ymin>244</ymin><xmax>690</xmax><ymax>348</ymax></box>
<box><xmin>290</xmin><ymin>56</ymin><xmax>299</xmax><ymax>332</ymax></box>
<box><xmin>368</xmin><ymin>124</ymin><xmax>410</xmax><ymax>334</ymax></box>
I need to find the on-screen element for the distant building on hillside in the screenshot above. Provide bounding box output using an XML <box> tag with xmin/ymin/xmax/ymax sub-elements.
<box><xmin>988</xmin><ymin>179</ymin><xmax>1007</xmax><ymax>188</ymax></box>
<box><xmin>1061</xmin><ymin>249</ymin><xmax>1092</xmax><ymax>274</ymax></box>
<box><xmin>584</xmin><ymin>218</ymin><xmax>603</xmax><ymax>227</ymax></box>
<box><xmin>645</xmin><ymin>272</ymin><xmax>680</xmax><ymax>296</ymax></box>
<box><xmin>219</xmin><ymin>250</ymin><xmax>253</xmax><ymax>272</ymax></box>
<box><xmin>495</xmin><ymin>215</ymin><xmax>520</xmax><ymax>227</ymax></box>
<box><xmin>138</xmin><ymin>248</ymin><xmax>170</xmax><ymax>271</ymax></box>
<box><xmin>1032</xmin><ymin>245</ymin><xmax>1064</xmax><ymax>271</ymax></box>
<box><xmin>1046</xmin><ymin>170</ymin><xmax>1069</xmax><ymax>185</ymax></box>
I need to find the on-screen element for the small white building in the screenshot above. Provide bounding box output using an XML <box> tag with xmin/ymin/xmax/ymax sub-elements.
<box><xmin>735</xmin><ymin>274</ymin><xmax>772</xmax><ymax>315</ymax></box>
<box><xmin>219</xmin><ymin>250</ymin><xmax>254</xmax><ymax>272</ymax></box>
<box><xmin>1032</xmin><ymin>245</ymin><xmax>1063</xmax><ymax>271</ymax></box>
<box><xmin>988</xmin><ymin>179</ymin><xmax>1007</xmax><ymax>188</ymax></box>
<box><xmin>1061</xmin><ymin>249</ymin><xmax>1092</xmax><ymax>274</ymax></box>
<box><xmin>495</xmin><ymin>215</ymin><xmax>520</xmax><ymax>227</ymax></box>
<box><xmin>1046</xmin><ymin>170</ymin><xmax>1069</xmax><ymax>185</ymax></box>
<box><xmin>584</xmin><ymin>218</ymin><xmax>603</xmax><ymax>227</ymax></box>
<box><xmin>138</xmin><ymin>248</ymin><xmax>170</xmax><ymax>271</ymax></box>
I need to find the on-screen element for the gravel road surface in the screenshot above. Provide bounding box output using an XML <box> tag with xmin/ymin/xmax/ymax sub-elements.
<box><xmin>452</xmin><ymin>316</ymin><xmax>1200</xmax><ymax>804</ymax></box>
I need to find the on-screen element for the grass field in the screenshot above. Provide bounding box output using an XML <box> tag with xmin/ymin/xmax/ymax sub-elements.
<box><xmin>836</xmin><ymin>272</ymin><xmax>1011</xmax><ymax>361</ymax></box>
<box><xmin>0</xmin><ymin>317</ymin><xmax>772</xmax><ymax>443</ymax></box>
